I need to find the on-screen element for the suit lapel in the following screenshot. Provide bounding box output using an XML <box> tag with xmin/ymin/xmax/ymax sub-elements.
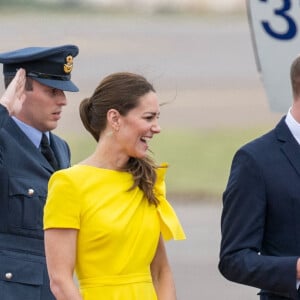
<box><xmin>5</xmin><ymin>118</ymin><xmax>54</xmax><ymax>172</ymax></box>
<box><xmin>49</xmin><ymin>133</ymin><xmax>70</xmax><ymax>170</ymax></box>
<box><xmin>276</xmin><ymin>116</ymin><xmax>300</xmax><ymax>177</ymax></box>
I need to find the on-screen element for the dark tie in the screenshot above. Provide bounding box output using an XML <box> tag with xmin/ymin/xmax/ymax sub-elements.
<box><xmin>40</xmin><ymin>133</ymin><xmax>58</xmax><ymax>170</ymax></box>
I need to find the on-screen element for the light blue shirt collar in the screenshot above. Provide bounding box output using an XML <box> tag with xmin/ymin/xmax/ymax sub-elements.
<box><xmin>12</xmin><ymin>116</ymin><xmax>50</xmax><ymax>148</ymax></box>
<box><xmin>285</xmin><ymin>108</ymin><xmax>300</xmax><ymax>145</ymax></box>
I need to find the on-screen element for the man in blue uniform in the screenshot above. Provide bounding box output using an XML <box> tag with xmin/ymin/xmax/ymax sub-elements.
<box><xmin>0</xmin><ymin>45</ymin><xmax>79</xmax><ymax>300</ymax></box>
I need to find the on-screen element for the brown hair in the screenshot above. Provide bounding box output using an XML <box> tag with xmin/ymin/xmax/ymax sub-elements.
<box><xmin>291</xmin><ymin>56</ymin><xmax>300</xmax><ymax>97</ymax></box>
<box><xmin>79</xmin><ymin>72</ymin><xmax>160</xmax><ymax>205</ymax></box>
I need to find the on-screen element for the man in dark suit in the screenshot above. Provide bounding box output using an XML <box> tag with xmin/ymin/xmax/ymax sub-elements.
<box><xmin>219</xmin><ymin>54</ymin><xmax>300</xmax><ymax>300</ymax></box>
<box><xmin>0</xmin><ymin>45</ymin><xmax>79</xmax><ymax>300</ymax></box>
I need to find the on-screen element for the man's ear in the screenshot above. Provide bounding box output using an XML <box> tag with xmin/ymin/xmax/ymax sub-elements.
<box><xmin>107</xmin><ymin>109</ymin><xmax>120</xmax><ymax>131</ymax></box>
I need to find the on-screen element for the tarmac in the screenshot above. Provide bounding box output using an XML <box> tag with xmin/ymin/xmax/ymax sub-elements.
<box><xmin>169</xmin><ymin>200</ymin><xmax>258</xmax><ymax>300</ymax></box>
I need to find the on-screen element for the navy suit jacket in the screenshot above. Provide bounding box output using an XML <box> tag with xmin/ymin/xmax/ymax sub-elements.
<box><xmin>219</xmin><ymin>116</ymin><xmax>300</xmax><ymax>300</ymax></box>
<box><xmin>0</xmin><ymin>104</ymin><xmax>70</xmax><ymax>300</ymax></box>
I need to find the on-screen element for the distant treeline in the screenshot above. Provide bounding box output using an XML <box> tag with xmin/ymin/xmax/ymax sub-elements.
<box><xmin>0</xmin><ymin>0</ymin><xmax>244</xmax><ymax>15</ymax></box>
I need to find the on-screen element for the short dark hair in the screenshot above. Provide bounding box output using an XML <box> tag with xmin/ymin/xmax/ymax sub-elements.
<box><xmin>290</xmin><ymin>56</ymin><xmax>300</xmax><ymax>97</ymax></box>
<box><xmin>4</xmin><ymin>76</ymin><xmax>33</xmax><ymax>91</ymax></box>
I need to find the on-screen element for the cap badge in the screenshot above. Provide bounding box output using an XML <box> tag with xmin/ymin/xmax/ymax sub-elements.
<box><xmin>64</xmin><ymin>55</ymin><xmax>73</xmax><ymax>74</ymax></box>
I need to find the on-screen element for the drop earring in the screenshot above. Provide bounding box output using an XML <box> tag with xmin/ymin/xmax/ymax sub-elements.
<box><xmin>106</xmin><ymin>130</ymin><xmax>113</xmax><ymax>137</ymax></box>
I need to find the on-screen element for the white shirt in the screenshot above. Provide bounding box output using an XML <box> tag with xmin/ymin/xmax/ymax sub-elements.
<box><xmin>285</xmin><ymin>108</ymin><xmax>300</xmax><ymax>145</ymax></box>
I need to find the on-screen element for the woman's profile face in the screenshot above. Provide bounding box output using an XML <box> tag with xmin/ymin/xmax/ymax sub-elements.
<box><xmin>117</xmin><ymin>91</ymin><xmax>161</xmax><ymax>158</ymax></box>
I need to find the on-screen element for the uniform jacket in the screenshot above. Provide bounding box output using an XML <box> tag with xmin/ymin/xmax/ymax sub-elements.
<box><xmin>0</xmin><ymin>104</ymin><xmax>70</xmax><ymax>300</ymax></box>
<box><xmin>219</xmin><ymin>116</ymin><xmax>300</xmax><ymax>300</ymax></box>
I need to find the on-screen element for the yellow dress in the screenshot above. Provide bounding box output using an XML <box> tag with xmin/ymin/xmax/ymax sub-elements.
<box><xmin>44</xmin><ymin>164</ymin><xmax>185</xmax><ymax>300</ymax></box>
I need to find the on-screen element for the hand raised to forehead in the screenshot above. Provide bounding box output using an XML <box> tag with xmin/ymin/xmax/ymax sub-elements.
<box><xmin>0</xmin><ymin>68</ymin><xmax>26</xmax><ymax>116</ymax></box>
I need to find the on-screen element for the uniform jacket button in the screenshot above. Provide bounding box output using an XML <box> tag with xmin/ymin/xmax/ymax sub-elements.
<box><xmin>28</xmin><ymin>188</ymin><xmax>35</xmax><ymax>196</ymax></box>
<box><xmin>5</xmin><ymin>272</ymin><xmax>13</xmax><ymax>280</ymax></box>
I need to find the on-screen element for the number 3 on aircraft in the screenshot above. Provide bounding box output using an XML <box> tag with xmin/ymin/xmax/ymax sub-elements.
<box><xmin>259</xmin><ymin>0</ymin><xmax>297</xmax><ymax>40</ymax></box>
<box><xmin>247</xmin><ymin>0</ymin><xmax>300</xmax><ymax>112</ymax></box>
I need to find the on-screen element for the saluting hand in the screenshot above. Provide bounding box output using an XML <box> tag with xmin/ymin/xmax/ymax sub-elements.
<box><xmin>0</xmin><ymin>68</ymin><xmax>26</xmax><ymax>115</ymax></box>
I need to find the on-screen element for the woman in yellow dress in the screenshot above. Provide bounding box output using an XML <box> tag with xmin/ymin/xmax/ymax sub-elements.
<box><xmin>43</xmin><ymin>72</ymin><xmax>186</xmax><ymax>300</ymax></box>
